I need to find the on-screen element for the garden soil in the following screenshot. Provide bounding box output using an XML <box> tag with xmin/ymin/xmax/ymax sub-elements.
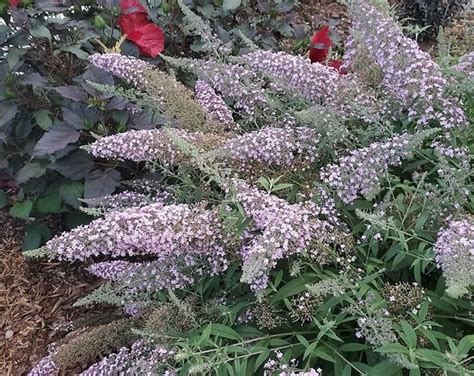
<box><xmin>0</xmin><ymin>209</ymin><xmax>107</xmax><ymax>375</ymax></box>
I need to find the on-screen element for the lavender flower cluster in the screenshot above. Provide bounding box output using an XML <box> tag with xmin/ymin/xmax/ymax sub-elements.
<box><xmin>88</xmin><ymin>258</ymin><xmax>194</xmax><ymax>293</ymax></box>
<box><xmin>80</xmin><ymin>340</ymin><xmax>174</xmax><ymax>376</ymax></box>
<box><xmin>433</xmin><ymin>215</ymin><xmax>474</xmax><ymax>298</ymax></box>
<box><xmin>89</xmin><ymin>53</ymin><xmax>148</xmax><ymax>88</ymax></box>
<box><xmin>347</xmin><ymin>0</ymin><xmax>466</xmax><ymax>129</ymax></box>
<box><xmin>86</xmin><ymin>128</ymin><xmax>223</xmax><ymax>165</ymax></box>
<box><xmin>42</xmin><ymin>203</ymin><xmax>231</xmax><ymax>296</ymax></box>
<box><xmin>194</xmin><ymin>80</ymin><xmax>235</xmax><ymax>127</ymax></box>
<box><xmin>453</xmin><ymin>51</ymin><xmax>474</xmax><ymax>79</ymax></box>
<box><xmin>264</xmin><ymin>351</ymin><xmax>322</xmax><ymax>376</ymax></box>
<box><xmin>231</xmin><ymin>180</ymin><xmax>341</xmax><ymax>291</ymax></box>
<box><xmin>43</xmin><ymin>203</ymin><xmax>229</xmax><ymax>264</ymax></box>
<box><xmin>241</xmin><ymin>50</ymin><xmax>380</xmax><ymax>124</ymax></box>
<box><xmin>221</xmin><ymin>126</ymin><xmax>321</xmax><ymax>173</ymax></box>
<box><xmin>28</xmin><ymin>355</ymin><xmax>57</xmax><ymax>376</ymax></box>
<box><xmin>80</xmin><ymin>190</ymin><xmax>169</xmax><ymax>215</ymax></box>
<box><xmin>241</xmin><ymin>50</ymin><xmax>338</xmax><ymax>104</ymax></box>
<box><xmin>331</xmin><ymin>74</ymin><xmax>381</xmax><ymax>123</ymax></box>
<box><xmin>189</xmin><ymin>59</ymin><xmax>267</xmax><ymax>119</ymax></box>
<box><xmin>321</xmin><ymin>132</ymin><xmax>426</xmax><ymax>203</ymax></box>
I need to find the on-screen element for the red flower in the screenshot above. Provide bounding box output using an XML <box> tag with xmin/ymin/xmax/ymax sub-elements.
<box><xmin>309</xmin><ymin>26</ymin><xmax>332</xmax><ymax>64</ymax></box>
<box><xmin>328</xmin><ymin>59</ymin><xmax>347</xmax><ymax>75</ymax></box>
<box><xmin>118</xmin><ymin>0</ymin><xmax>165</xmax><ymax>58</ymax></box>
<box><xmin>309</xmin><ymin>26</ymin><xmax>346</xmax><ymax>74</ymax></box>
<box><xmin>9</xmin><ymin>0</ymin><xmax>21</xmax><ymax>8</ymax></box>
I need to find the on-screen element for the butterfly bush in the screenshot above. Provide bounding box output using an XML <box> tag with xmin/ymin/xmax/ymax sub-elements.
<box><xmin>80</xmin><ymin>190</ymin><xmax>170</xmax><ymax>215</ymax></box>
<box><xmin>321</xmin><ymin>130</ymin><xmax>436</xmax><ymax>203</ymax></box>
<box><xmin>89</xmin><ymin>53</ymin><xmax>148</xmax><ymax>88</ymax></box>
<box><xmin>86</xmin><ymin>128</ymin><xmax>225</xmax><ymax>165</ymax></box>
<box><xmin>264</xmin><ymin>351</ymin><xmax>322</xmax><ymax>376</ymax></box>
<box><xmin>241</xmin><ymin>50</ymin><xmax>380</xmax><ymax>123</ymax></box>
<box><xmin>241</xmin><ymin>50</ymin><xmax>339</xmax><ymax>104</ymax></box>
<box><xmin>194</xmin><ymin>80</ymin><xmax>235</xmax><ymax>126</ymax></box>
<box><xmin>433</xmin><ymin>216</ymin><xmax>474</xmax><ymax>298</ymax></box>
<box><xmin>88</xmin><ymin>258</ymin><xmax>198</xmax><ymax>293</ymax></box>
<box><xmin>220</xmin><ymin>126</ymin><xmax>321</xmax><ymax>173</ymax></box>
<box><xmin>346</xmin><ymin>0</ymin><xmax>466</xmax><ymax>129</ymax></box>
<box><xmin>90</xmin><ymin>53</ymin><xmax>220</xmax><ymax>133</ymax></box>
<box><xmin>25</xmin><ymin>2</ymin><xmax>474</xmax><ymax>374</ymax></box>
<box><xmin>231</xmin><ymin>180</ymin><xmax>349</xmax><ymax>291</ymax></box>
<box><xmin>189</xmin><ymin>59</ymin><xmax>267</xmax><ymax>119</ymax></box>
<box><xmin>28</xmin><ymin>355</ymin><xmax>57</xmax><ymax>376</ymax></box>
<box><xmin>453</xmin><ymin>51</ymin><xmax>474</xmax><ymax>79</ymax></box>
<box><xmin>80</xmin><ymin>340</ymin><xmax>174</xmax><ymax>376</ymax></box>
<box><xmin>42</xmin><ymin>203</ymin><xmax>229</xmax><ymax>264</ymax></box>
<box><xmin>331</xmin><ymin>74</ymin><xmax>381</xmax><ymax>123</ymax></box>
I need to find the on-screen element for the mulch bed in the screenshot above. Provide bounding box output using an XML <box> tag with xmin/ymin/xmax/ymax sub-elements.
<box><xmin>0</xmin><ymin>209</ymin><xmax>104</xmax><ymax>375</ymax></box>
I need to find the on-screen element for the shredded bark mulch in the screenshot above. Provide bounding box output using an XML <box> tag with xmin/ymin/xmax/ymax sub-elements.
<box><xmin>0</xmin><ymin>209</ymin><xmax>105</xmax><ymax>375</ymax></box>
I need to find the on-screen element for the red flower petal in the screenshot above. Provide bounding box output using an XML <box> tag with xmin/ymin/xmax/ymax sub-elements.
<box><xmin>129</xmin><ymin>23</ymin><xmax>165</xmax><ymax>57</ymax></box>
<box><xmin>9</xmin><ymin>0</ymin><xmax>21</xmax><ymax>8</ymax></box>
<box><xmin>119</xmin><ymin>0</ymin><xmax>147</xmax><ymax>13</ymax></box>
<box><xmin>309</xmin><ymin>26</ymin><xmax>332</xmax><ymax>63</ymax></box>
<box><xmin>117</xmin><ymin>0</ymin><xmax>165</xmax><ymax>58</ymax></box>
<box><xmin>118</xmin><ymin>12</ymin><xmax>149</xmax><ymax>36</ymax></box>
<box><xmin>328</xmin><ymin>59</ymin><xmax>347</xmax><ymax>74</ymax></box>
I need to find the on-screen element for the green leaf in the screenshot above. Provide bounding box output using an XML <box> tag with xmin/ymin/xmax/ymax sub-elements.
<box><xmin>209</xmin><ymin>324</ymin><xmax>241</xmax><ymax>341</ymax></box>
<box><xmin>341</xmin><ymin>364</ymin><xmax>351</xmax><ymax>376</ymax></box>
<box><xmin>339</xmin><ymin>343</ymin><xmax>368</xmax><ymax>352</ymax></box>
<box><xmin>311</xmin><ymin>346</ymin><xmax>335</xmax><ymax>363</ymax></box>
<box><xmin>414</xmin><ymin>212</ymin><xmax>429</xmax><ymax>231</ymax></box>
<box><xmin>368</xmin><ymin>359</ymin><xmax>402</xmax><ymax>376</ymax></box>
<box><xmin>400</xmin><ymin>320</ymin><xmax>417</xmax><ymax>348</ymax></box>
<box><xmin>30</xmin><ymin>24</ymin><xmax>52</xmax><ymax>42</ymax></box>
<box><xmin>60</xmin><ymin>181</ymin><xmax>84</xmax><ymax>208</ymax></box>
<box><xmin>197</xmin><ymin>323</ymin><xmax>212</xmax><ymax>346</ymax></box>
<box><xmin>235</xmin><ymin>325</ymin><xmax>263</xmax><ymax>338</ymax></box>
<box><xmin>0</xmin><ymin>190</ymin><xmax>6</xmax><ymax>209</ymax></box>
<box><xmin>456</xmin><ymin>335</ymin><xmax>474</xmax><ymax>356</ymax></box>
<box><xmin>36</xmin><ymin>193</ymin><xmax>62</xmax><ymax>214</ymax></box>
<box><xmin>303</xmin><ymin>341</ymin><xmax>318</xmax><ymax>360</ymax></box>
<box><xmin>23</xmin><ymin>222</ymin><xmax>51</xmax><ymax>250</ymax></box>
<box><xmin>254</xmin><ymin>349</ymin><xmax>271</xmax><ymax>371</ymax></box>
<box><xmin>415</xmin><ymin>349</ymin><xmax>450</xmax><ymax>367</ymax></box>
<box><xmin>375</xmin><ymin>343</ymin><xmax>409</xmax><ymax>354</ymax></box>
<box><xmin>9</xmin><ymin>200</ymin><xmax>33</xmax><ymax>220</ymax></box>
<box><xmin>33</xmin><ymin>110</ymin><xmax>53</xmax><ymax>130</ymax></box>
<box><xmin>296</xmin><ymin>334</ymin><xmax>309</xmax><ymax>348</ymax></box>
<box><xmin>7</xmin><ymin>47</ymin><xmax>25</xmax><ymax>69</ymax></box>
<box><xmin>222</xmin><ymin>0</ymin><xmax>241</xmax><ymax>11</ymax></box>
<box><xmin>272</xmin><ymin>183</ymin><xmax>293</xmax><ymax>192</ymax></box>
<box><xmin>409</xmin><ymin>368</ymin><xmax>421</xmax><ymax>376</ymax></box>
<box><xmin>271</xmin><ymin>273</ymin><xmax>316</xmax><ymax>303</ymax></box>
<box><xmin>16</xmin><ymin>163</ymin><xmax>46</xmax><ymax>184</ymax></box>
<box><xmin>256</xmin><ymin>177</ymin><xmax>270</xmax><ymax>191</ymax></box>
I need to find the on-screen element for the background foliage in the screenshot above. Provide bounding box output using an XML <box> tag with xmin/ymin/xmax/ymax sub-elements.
<box><xmin>0</xmin><ymin>0</ymin><xmax>313</xmax><ymax>250</ymax></box>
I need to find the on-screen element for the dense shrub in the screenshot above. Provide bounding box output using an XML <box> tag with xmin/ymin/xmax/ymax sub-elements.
<box><xmin>18</xmin><ymin>0</ymin><xmax>474</xmax><ymax>375</ymax></box>
<box><xmin>396</xmin><ymin>0</ymin><xmax>470</xmax><ymax>36</ymax></box>
<box><xmin>0</xmin><ymin>0</ymin><xmax>313</xmax><ymax>251</ymax></box>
